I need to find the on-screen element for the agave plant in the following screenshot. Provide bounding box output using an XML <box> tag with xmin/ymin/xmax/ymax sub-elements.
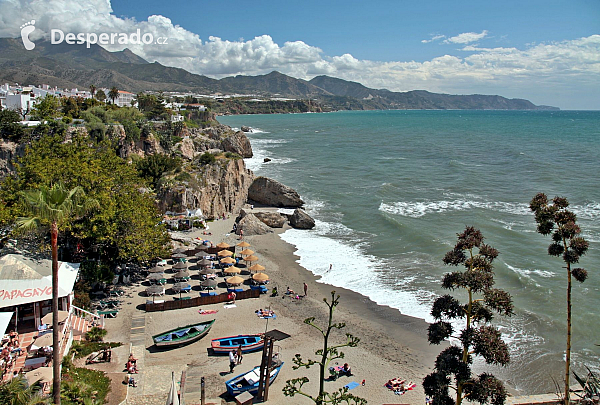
<box><xmin>572</xmin><ymin>366</ymin><xmax>600</xmax><ymax>403</ymax></box>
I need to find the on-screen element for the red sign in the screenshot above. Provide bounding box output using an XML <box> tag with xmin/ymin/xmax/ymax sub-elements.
<box><xmin>0</xmin><ymin>287</ymin><xmax>52</xmax><ymax>300</ymax></box>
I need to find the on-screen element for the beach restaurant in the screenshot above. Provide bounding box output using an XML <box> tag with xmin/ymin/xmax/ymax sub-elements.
<box><xmin>0</xmin><ymin>254</ymin><xmax>80</xmax><ymax>333</ymax></box>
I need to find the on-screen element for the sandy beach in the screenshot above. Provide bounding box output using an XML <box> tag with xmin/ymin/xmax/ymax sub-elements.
<box><xmin>95</xmin><ymin>210</ymin><xmax>441</xmax><ymax>404</ymax></box>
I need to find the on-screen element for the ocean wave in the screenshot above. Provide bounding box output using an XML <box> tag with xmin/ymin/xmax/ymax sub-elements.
<box><xmin>379</xmin><ymin>199</ymin><xmax>530</xmax><ymax>218</ymax></box>
<box><xmin>248</xmin><ymin>128</ymin><xmax>270</xmax><ymax>134</ymax></box>
<box><xmin>572</xmin><ymin>202</ymin><xmax>600</xmax><ymax>220</ymax></box>
<box><xmin>244</xmin><ymin>138</ymin><xmax>293</xmax><ymax>172</ymax></box>
<box><xmin>280</xmin><ymin>223</ymin><xmax>435</xmax><ymax>322</ymax></box>
<box><xmin>505</xmin><ymin>263</ymin><xmax>555</xmax><ymax>288</ymax></box>
<box><xmin>250</xmin><ymin>138</ymin><xmax>287</xmax><ymax>144</ymax></box>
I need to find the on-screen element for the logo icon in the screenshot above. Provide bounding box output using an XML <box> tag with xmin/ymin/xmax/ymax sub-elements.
<box><xmin>20</xmin><ymin>20</ymin><xmax>36</xmax><ymax>50</ymax></box>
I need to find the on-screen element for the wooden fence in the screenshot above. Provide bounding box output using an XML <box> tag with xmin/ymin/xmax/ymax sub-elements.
<box><xmin>144</xmin><ymin>289</ymin><xmax>260</xmax><ymax>312</ymax></box>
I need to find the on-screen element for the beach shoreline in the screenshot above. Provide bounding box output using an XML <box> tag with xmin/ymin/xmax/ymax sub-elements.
<box><xmin>98</xmin><ymin>212</ymin><xmax>445</xmax><ymax>404</ymax></box>
<box><xmin>193</xmin><ymin>213</ymin><xmax>441</xmax><ymax>402</ymax></box>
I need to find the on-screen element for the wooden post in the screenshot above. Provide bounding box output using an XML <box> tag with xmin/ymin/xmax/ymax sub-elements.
<box><xmin>263</xmin><ymin>338</ymin><xmax>274</xmax><ymax>401</ymax></box>
<box><xmin>257</xmin><ymin>336</ymin><xmax>269</xmax><ymax>398</ymax></box>
<box><xmin>180</xmin><ymin>370</ymin><xmax>186</xmax><ymax>405</ymax></box>
<box><xmin>201</xmin><ymin>376</ymin><xmax>205</xmax><ymax>405</ymax></box>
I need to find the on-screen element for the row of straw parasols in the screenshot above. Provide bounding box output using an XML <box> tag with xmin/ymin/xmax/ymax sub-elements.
<box><xmin>165</xmin><ymin>240</ymin><xmax>267</xmax><ymax>286</ymax></box>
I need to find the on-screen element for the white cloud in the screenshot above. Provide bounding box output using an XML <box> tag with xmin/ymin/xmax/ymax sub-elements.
<box><xmin>0</xmin><ymin>1</ymin><xmax>599</xmax><ymax>108</ymax></box>
<box><xmin>421</xmin><ymin>34</ymin><xmax>445</xmax><ymax>44</ymax></box>
<box><xmin>444</xmin><ymin>30</ymin><xmax>489</xmax><ymax>44</ymax></box>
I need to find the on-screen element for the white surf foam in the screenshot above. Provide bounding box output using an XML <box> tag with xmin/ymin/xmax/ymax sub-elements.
<box><xmin>244</xmin><ymin>138</ymin><xmax>293</xmax><ymax>172</ymax></box>
<box><xmin>279</xmin><ymin>218</ymin><xmax>435</xmax><ymax>322</ymax></box>
<box><xmin>379</xmin><ymin>199</ymin><xmax>530</xmax><ymax>218</ymax></box>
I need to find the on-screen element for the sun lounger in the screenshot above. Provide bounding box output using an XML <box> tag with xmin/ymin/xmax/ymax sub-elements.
<box><xmin>98</xmin><ymin>310</ymin><xmax>119</xmax><ymax>318</ymax></box>
<box><xmin>227</xmin><ymin>288</ymin><xmax>244</xmax><ymax>293</ymax></box>
<box><xmin>174</xmin><ymin>296</ymin><xmax>192</xmax><ymax>301</ymax></box>
<box><xmin>200</xmin><ymin>291</ymin><xmax>218</xmax><ymax>297</ymax></box>
<box><xmin>250</xmin><ymin>285</ymin><xmax>268</xmax><ymax>294</ymax></box>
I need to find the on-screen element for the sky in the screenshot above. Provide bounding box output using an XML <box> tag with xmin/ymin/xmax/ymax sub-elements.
<box><xmin>0</xmin><ymin>0</ymin><xmax>599</xmax><ymax>109</ymax></box>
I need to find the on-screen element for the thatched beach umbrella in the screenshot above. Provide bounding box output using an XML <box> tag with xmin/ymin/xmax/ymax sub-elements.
<box><xmin>148</xmin><ymin>266</ymin><xmax>164</xmax><ymax>273</ymax></box>
<box><xmin>252</xmin><ymin>272</ymin><xmax>269</xmax><ymax>282</ymax></box>
<box><xmin>198</xmin><ymin>258</ymin><xmax>212</xmax><ymax>267</ymax></box>
<box><xmin>172</xmin><ymin>253</ymin><xmax>186</xmax><ymax>259</ymax></box>
<box><xmin>173</xmin><ymin>262</ymin><xmax>187</xmax><ymax>270</ymax></box>
<box><xmin>244</xmin><ymin>255</ymin><xmax>259</xmax><ymax>265</ymax></box>
<box><xmin>146</xmin><ymin>285</ymin><xmax>164</xmax><ymax>296</ymax></box>
<box><xmin>226</xmin><ymin>275</ymin><xmax>243</xmax><ymax>286</ymax></box>
<box><xmin>237</xmin><ymin>241</ymin><xmax>251</xmax><ymax>248</ymax></box>
<box><xmin>248</xmin><ymin>263</ymin><xmax>266</xmax><ymax>273</ymax></box>
<box><xmin>173</xmin><ymin>248</ymin><xmax>187</xmax><ymax>254</ymax></box>
<box><xmin>223</xmin><ymin>266</ymin><xmax>241</xmax><ymax>274</ymax></box>
<box><xmin>218</xmin><ymin>249</ymin><xmax>234</xmax><ymax>257</ymax></box>
<box><xmin>239</xmin><ymin>248</ymin><xmax>254</xmax><ymax>256</ymax></box>
<box><xmin>148</xmin><ymin>273</ymin><xmax>164</xmax><ymax>281</ymax></box>
<box><xmin>216</xmin><ymin>242</ymin><xmax>231</xmax><ymax>249</ymax></box>
<box><xmin>41</xmin><ymin>310</ymin><xmax>69</xmax><ymax>325</ymax></box>
<box><xmin>199</xmin><ymin>268</ymin><xmax>215</xmax><ymax>276</ymax></box>
<box><xmin>220</xmin><ymin>257</ymin><xmax>236</xmax><ymax>265</ymax></box>
<box><xmin>195</xmin><ymin>251</ymin><xmax>207</xmax><ymax>258</ymax></box>
<box><xmin>201</xmin><ymin>279</ymin><xmax>217</xmax><ymax>289</ymax></box>
<box><xmin>174</xmin><ymin>270</ymin><xmax>190</xmax><ymax>279</ymax></box>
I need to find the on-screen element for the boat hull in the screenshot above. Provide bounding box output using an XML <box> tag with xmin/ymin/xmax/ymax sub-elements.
<box><xmin>225</xmin><ymin>363</ymin><xmax>284</xmax><ymax>396</ymax></box>
<box><xmin>211</xmin><ymin>334</ymin><xmax>264</xmax><ymax>354</ymax></box>
<box><xmin>153</xmin><ymin>320</ymin><xmax>215</xmax><ymax>348</ymax></box>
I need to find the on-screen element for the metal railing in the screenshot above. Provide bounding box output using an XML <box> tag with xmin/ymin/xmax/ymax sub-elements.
<box><xmin>71</xmin><ymin>305</ymin><xmax>104</xmax><ymax>329</ymax></box>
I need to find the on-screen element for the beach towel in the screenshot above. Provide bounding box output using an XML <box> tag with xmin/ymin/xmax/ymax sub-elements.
<box><xmin>257</xmin><ymin>313</ymin><xmax>276</xmax><ymax>319</ymax></box>
<box><xmin>198</xmin><ymin>309</ymin><xmax>218</xmax><ymax>315</ymax></box>
<box><xmin>223</xmin><ymin>304</ymin><xmax>237</xmax><ymax>309</ymax></box>
<box><xmin>344</xmin><ymin>382</ymin><xmax>360</xmax><ymax>390</ymax></box>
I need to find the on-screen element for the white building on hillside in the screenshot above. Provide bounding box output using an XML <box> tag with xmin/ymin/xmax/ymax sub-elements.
<box><xmin>5</xmin><ymin>93</ymin><xmax>33</xmax><ymax>113</ymax></box>
<box><xmin>116</xmin><ymin>90</ymin><xmax>135</xmax><ymax>107</ymax></box>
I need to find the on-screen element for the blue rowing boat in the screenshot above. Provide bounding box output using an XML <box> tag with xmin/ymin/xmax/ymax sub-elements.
<box><xmin>225</xmin><ymin>361</ymin><xmax>284</xmax><ymax>396</ymax></box>
<box><xmin>210</xmin><ymin>334</ymin><xmax>263</xmax><ymax>354</ymax></box>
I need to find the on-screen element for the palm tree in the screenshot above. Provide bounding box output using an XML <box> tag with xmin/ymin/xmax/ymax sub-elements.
<box><xmin>89</xmin><ymin>85</ymin><xmax>96</xmax><ymax>99</ymax></box>
<box><xmin>0</xmin><ymin>375</ymin><xmax>50</xmax><ymax>404</ymax></box>
<box><xmin>108</xmin><ymin>87</ymin><xmax>119</xmax><ymax>105</ymax></box>
<box><xmin>17</xmin><ymin>183</ymin><xmax>99</xmax><ymax>405</ymax></box>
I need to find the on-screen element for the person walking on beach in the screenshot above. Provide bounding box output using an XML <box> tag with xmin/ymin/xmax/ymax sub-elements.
<box><xmin>303</xmin><ymin>282</ymin><xmax>308</xmax><ymax>296</ymax></box>
<box><xmin>236</xmin><ymin>345</ymin><xmax>243</xmax><ymax>364</ymax></box>
<box><xmin>239</xmin><ymin>229</ymin><xmax>244</xmax><ymax>240</ymax></box>
<box><xmin>229</xmin><ymin>350</ymin><xmax>236</xmax><ymax>373</ymax></box>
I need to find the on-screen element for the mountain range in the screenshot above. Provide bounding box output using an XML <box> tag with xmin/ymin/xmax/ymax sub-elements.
<box><xmin>0</xmin><ymin>38</ymin><xmax>558</xmax><ymax>110</ymax></box>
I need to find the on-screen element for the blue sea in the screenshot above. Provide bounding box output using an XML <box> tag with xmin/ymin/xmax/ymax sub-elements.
<box><xmin>219</xmin><ymin>110</ymin><xmax>600</xmax><ymax>394</ymax></box>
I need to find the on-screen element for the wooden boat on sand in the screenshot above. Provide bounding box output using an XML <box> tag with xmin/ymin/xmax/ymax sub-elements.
<box><xmin>153</xmin><ymin>320</ymin><xmax>215</xmax><ymax>347</ymax></box>
<box><xmin>210</xmin><ymin>334</ymin><xmax>263</xmax><ymax>354</ymax></box>
<box><xmin>225</xmin><ymin>361</ymin><xmax>284</xmax><ymax>396</ymax></box>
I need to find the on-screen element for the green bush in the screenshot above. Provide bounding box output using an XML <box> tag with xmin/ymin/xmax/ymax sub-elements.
<box><xmin>85</xmin><ymin>327</ymin><xmax>107</xmax><ymax>342</ymax></box>
<box><xmin>174</xmin><ymin>172</ymin><xmax>192</xmax><ymax>182</ymax></box>
<box><xmin>224</xmin><ymin>151</ymin><xmax>241</xmax><ymax>159</ymax></box>
<box><xmin>70</xmin><ymin>341</ymin><xmax>121</xmax><ymax>359</ymax></box>
<box><xmin>198</xmin><ymin>152</ymin><xmax>216</xmax><ymax>165</ymax></box>
<box><xmin>61</xmin><ymin>367</ymin><xmax>111</xmax><ymax>405</ymax></box>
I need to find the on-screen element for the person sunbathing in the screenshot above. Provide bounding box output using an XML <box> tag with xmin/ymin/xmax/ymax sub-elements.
<box><xmin>341</xmin><ymin>363</ymin><xmax>352</xmax><ymax>376</ymax></box>
<box><xmin>286</xmin><ymin>286</ymin><xmax>294</xmax><ymax>295</ymax></box>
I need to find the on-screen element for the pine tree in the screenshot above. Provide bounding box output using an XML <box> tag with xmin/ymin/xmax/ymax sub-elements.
<box><xmin>423</xmin><ymin>226</ymin><xmax>513</xmax><ymax>405</ymax></box>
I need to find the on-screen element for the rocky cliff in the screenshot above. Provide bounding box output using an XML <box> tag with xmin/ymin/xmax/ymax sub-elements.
<box><xmin>0</xmin><ymin>118</ymin><xmax>254</xmax><ymax>219</ymax></box>
<box><xmin>0</xmin><ymin>140</ymin><xmax>27</xmax><ymax>178</ymax></box>
<box><xmin>157</xmin><ymin>158</ymin><xmax>254</xmax><ymax>219</ymax></box>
